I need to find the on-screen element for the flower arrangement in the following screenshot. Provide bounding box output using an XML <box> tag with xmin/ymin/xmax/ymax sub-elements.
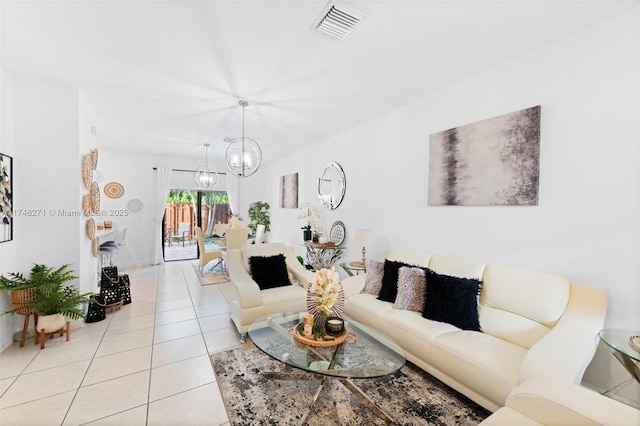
<box><xmin>308</xmin><ymin>267</ymin><xmax>341</xmax><ymax>319</ymax></box>
<box><xmin>297</xmin><ymin>202</ymin><xmax>319</xmax><ymax>230</ymax></box>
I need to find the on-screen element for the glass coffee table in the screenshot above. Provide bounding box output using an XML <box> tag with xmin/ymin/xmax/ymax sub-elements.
<box><xmin>248</xmin><ymin>312</ymin><xmax>405</xmax><ymax>424</ymax></box>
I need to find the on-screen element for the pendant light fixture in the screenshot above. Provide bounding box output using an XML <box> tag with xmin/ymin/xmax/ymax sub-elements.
<box><xmin>194</xmin><ymin>143</ymin><xmax>218</xmax><ymax>189</ymax></box>
<box><xmin>226</xmin><ymin>100</ymin><xmax>262</xmax><ymax>178</ymax></box>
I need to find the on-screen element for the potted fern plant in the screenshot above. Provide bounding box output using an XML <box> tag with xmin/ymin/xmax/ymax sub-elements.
<box><xmin>0</xmin><ymin>264</ymin><xmax>90</xmax><ymax>333</ymax></box>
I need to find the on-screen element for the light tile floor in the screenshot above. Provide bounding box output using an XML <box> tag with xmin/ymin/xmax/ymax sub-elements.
<box><xmin>0</xmin><ymin>260</ymin><xmax>241</xmax><ymax>425</ymax></box>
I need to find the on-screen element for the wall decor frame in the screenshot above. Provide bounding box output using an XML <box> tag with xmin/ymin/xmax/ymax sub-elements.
<box><xmin>428</xmin><ymin>106</ymin><xmax>541</xmax><ymax>206</ymax></box>
<box><xmin>0</xmin><ymin>153</ymin><xmax>13</xmax><ymax>243</ymax></box>
<box><xmin>279</xmin><ymin>172</ymin><xmax>298</xmax><ymax>209</ymax></box>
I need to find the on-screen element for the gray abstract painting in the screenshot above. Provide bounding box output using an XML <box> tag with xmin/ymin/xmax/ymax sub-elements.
<box><xmin>428</xmin><ymin>106</ymin><xmax>540</xmax><ymax>206</ymax></box>
<box><xmin>279</xmin><ymin>172</ymin><xmax>298</xmax><ymax>209</ymax></box>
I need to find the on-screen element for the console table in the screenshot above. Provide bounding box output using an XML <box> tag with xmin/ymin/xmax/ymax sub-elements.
<box><xmin>302</xmin><ymin>242</ymin><xmax>343</xmax><ymax>270</ymax></box>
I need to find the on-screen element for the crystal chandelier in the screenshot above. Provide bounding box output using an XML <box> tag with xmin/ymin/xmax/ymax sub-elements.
<box><xmin>226</xmin><ymin>100</ymin><xmax>262</xmax><ymax>178</ymax></box>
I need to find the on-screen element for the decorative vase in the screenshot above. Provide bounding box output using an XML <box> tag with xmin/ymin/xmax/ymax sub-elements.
<box><xmin>303</xmin><ymin>229</ymin><xmax>312</xmax><ymax>241</ymax></box>
<box><xmin>312</xmin><ymin>235</ymin><xmax>319</xmax><ymax>243</ymax></box>
<box><xmin>36</xmin><ymin>313</ymin><xmax>65</xmax><ymax>334</ymax></box>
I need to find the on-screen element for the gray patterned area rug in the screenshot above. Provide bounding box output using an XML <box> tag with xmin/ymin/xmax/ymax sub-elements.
<box><xmin>210</xmin><ymin>342</ymin><xmax>490</xmax><ymax>425</ymax></box>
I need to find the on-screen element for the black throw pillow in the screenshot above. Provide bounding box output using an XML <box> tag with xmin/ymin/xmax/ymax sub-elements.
<box><xmin>378</xmin><ymin>259</ymin><xmax>414</xmax><ymax>303</ymax></box>
<box><xmin>422</xmin><ymin>269</ymin><xmax>482</xmax><ymax>332</ymax></box>
<box><xmin>249</xmin><ymin>254</ymin><xmax>292</xmax><ymax>290</ymax></box>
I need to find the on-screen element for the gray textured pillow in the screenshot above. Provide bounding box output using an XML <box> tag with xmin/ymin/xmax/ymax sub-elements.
<box><xmin>362</xmin><ymin>259</ymin><xmax>384</xmax><ymax>296</ymax></box>
<box><xmin>394</xmin><ymin>266</ymin><xmax>426</xmax><ymax>312</ymax></box>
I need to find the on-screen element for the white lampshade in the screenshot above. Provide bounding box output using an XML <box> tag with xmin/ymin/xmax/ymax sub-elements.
<box><xmin>353</xmin><ymin>229</ymin><xmax>374</xmax><ymax>248</ymax></box>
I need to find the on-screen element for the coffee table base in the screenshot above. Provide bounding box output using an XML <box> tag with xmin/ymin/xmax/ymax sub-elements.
<box><xmin>263</xmin><ymin>371</ymin><xmax>394</xmax><ymax>425</ymax></box>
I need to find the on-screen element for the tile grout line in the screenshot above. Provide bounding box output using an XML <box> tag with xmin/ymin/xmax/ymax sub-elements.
<box><xmin>145</xmin><ymin>262</ymin><xmax>161</xmax><ymax>426</ymax></box>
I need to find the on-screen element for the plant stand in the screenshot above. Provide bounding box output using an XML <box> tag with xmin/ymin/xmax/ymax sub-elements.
<box><xmin>10</xmin><ymin>288</ymin><xmax>38</xmax><ymax>348</ymax></box>
<box><xmin>39</xmin><ymin>321</ymin><xmax>70</xmax><ymax>349</ymax></box>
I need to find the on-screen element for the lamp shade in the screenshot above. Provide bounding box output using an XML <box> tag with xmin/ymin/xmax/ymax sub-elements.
<box><xmin>352</xmin><ymin>229</ymin><xmax>374</xmax><ymax>248</ymax></box>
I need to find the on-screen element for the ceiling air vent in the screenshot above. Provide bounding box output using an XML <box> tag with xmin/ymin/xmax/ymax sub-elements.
<box><xmin>313</xmin><ymin>1</ymin><xmax>365</xmax><ymax>41</ymax></box>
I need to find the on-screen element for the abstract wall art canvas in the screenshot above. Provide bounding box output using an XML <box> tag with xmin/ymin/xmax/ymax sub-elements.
<box><xmin>0</xmin><ymin>153</ymin><xmax>13</xmax><ymax>242</ymax></box>
<box><xmin>279</xmin><ymin>172</ymin><xmax>298</xmax><ymax>209</ymax></box>
<box><xmin>428</xmin><ymin>106</ymin><xmax>541</xmax><ymax>206</ymax></box>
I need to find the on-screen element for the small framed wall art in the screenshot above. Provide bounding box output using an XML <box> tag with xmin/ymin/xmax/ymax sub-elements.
<box><xmin>0</xmin><ymin>153</ymin><xmax>13</xmax><ymax>243</ymax></box>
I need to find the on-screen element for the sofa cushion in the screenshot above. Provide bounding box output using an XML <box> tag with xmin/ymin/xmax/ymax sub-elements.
<box><xmin>378</xmin><ymin>259</ymin><xmax>415</xmax><ymax>303</ymax></box>
<box><xmin>344</xmin><ymin>293</ymin><xmax>393</xmax><ymax>322</ymax></box>
<box><xmin>428</xmin><ymin>254</ymin><xmax>486</xmax><ymax>280</ymax></box>
<box><xmin>394</xmin><ymin>266</ymin><xmax>426</xmax><ymax>312</ymax></box>
<box><xmin>431</xmin><ymin>330</ymin><xmax>527</xmax><ymax>407</ymax></box>
<box><xmin>481</xmin><ymin>265</ymin><xmax>569</xmax><ymax>327</ymax></box>
<box><xmin>362</xmin><ymin>258</ymin><xmax>384</xmax><ymax>296</ymax></box>
<box><xmin>479</xmin><ymin>305</ymin><xmax>550</xmax><ymax>350</ymax></box>
<box><xmin>386</xmin><ymin>250</ymin><xmax>431</xmax><ymax>267</ymax></box>
<box><xmin>422</xmin><ymin>269</ymin><xmax>482</xmax><ymax>331</ymax></box>
<box><xmin>241</xmin><ymin>242</ymin><xmax>287</xmax><ymax>273</ymax></box>
<box><xmin>249</xmin><ymin>254</ymin><xmax>292</xmax><ymax>290</ymax></box>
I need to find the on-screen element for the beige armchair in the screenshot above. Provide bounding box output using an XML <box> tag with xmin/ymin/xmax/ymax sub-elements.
<box><xmin>227</xmin><ymin>242</ymin><xmax>314</xmax><ymax>341</ymax></box>
<box><xmin>195</xmin><ymin>227</ymin><xmax>222</xmax><ymax>275</ymax></box>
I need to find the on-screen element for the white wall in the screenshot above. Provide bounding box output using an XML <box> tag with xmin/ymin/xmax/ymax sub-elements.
<box><xmin>0</xmin><ymin>68</ymin><xmax>17</xmax><ymax>349</ymax></box>
<box><xmin>242</xmin><ymin>8</ymin><xmax>640</xmax><ymax>402</ymax></box>
<box><xmin>78</xmin><ymin>92</ymin><xmax>99</xmax><ymax>294</ymax></box>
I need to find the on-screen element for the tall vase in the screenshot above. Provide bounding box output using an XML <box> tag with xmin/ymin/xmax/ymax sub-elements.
<box><xmin>303</xmin><ymin>229</ymin><xmax>312</xmax><ymax>242</ymax></box>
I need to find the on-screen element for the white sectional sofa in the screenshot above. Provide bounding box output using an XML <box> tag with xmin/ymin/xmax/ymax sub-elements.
<box><xmin>341</xmin><ymin>250</ymin><xmax>609</xmax><ymax>412</ymax></box>
<box><xmin>480</xmin><ymin>378</ymin><xmax>640</xmax><ymax>425</ymax></box>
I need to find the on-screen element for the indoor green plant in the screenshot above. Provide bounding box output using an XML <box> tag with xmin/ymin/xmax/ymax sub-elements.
<box><xmin>0</xmin><ymin>264</ymin><xmax>90</xmax><ymax>332</ymax></box>
<box><xmin>247</xmin><ymin>201</ymin><xmax>270</xmax><ymax>235</ymax></box>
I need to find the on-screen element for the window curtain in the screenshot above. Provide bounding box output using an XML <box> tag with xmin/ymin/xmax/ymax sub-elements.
<box><xmin>226</xmin><ymin>172</ymin><xmax>239</xmax><ymax>217</ymax></box>
<box><xmin>152</xmin><ymin>168</ymin><xmax>172</xmax><ymax>264</ymax></box>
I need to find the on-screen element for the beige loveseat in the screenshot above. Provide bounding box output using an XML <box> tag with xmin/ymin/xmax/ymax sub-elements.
<box><xmin>227</xmin><ymin>242</ymin><xmax>315</xmax><ymax>340</ymax></box>
<box><xmin>341</xmin><ymin>250</ymin><xmax>608</xmax><ymax>412</ymax></box>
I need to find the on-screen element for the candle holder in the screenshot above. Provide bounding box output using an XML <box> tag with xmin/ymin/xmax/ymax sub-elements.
<box><xmin>325</xmin><ymin>316</ymin><xmax>345</xmax><ymax>336</ymax></box>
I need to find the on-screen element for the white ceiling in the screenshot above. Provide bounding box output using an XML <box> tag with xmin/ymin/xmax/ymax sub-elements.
<box><xmin>1</xmin><ymin>0</ymin><xmax>634</xmax><ymax>165</ymax></box>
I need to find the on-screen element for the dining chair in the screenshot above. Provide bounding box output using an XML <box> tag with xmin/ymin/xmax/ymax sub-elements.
<box><xmin>254</xmin><ymin>224</ymin><xmax>266</xmax><ymax>244</ymax></box>
<box><xmin>100</xmin><ymin>228</ymin><xmax>127</xmax><ymax>267</ymax></box>
<box><xmin>195</xmin><ymin>227</ymin><xmax>223</xmax><ymax>275</ymax></box>
<box><xmin>221</xmin><ymin>227</ymin><xmax>249</xmax><ymax>270</ymax></box>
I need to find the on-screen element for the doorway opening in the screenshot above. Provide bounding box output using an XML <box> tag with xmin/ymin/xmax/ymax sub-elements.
<box><xmin>162</xmin><ymin>189</ymin><xmax>231</xmax><ymax>262</ymax></box>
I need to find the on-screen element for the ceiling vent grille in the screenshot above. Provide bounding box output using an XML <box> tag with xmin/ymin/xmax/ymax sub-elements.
<box><xmin>314</xmin><ymin>2</ymin><xmax>365</xmax><ymax>40</ymax></box>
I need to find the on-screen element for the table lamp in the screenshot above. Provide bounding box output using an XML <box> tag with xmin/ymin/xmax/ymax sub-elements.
<box><xmin>350</xmin><ymin>229</ymin><xmax>374</xmax><ymax>268</ymax></box>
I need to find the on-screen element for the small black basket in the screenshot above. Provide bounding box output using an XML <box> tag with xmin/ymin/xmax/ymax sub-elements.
<box><xmin>119</xmin><ymin>274</ymin><xmax>132</xmax><ymax>305</ymax></box>
<box><xmin>86</xmin><ymin>294</ymin><xmax>107</xmax><ymax>323</ymax></box>
<box><xmin>101</xmin><ymin>266</ymin><xmax>120</xmax><ymax>287</ymax></box>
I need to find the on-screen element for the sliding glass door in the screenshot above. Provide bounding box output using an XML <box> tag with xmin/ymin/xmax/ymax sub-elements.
<box><xmin>162</xmin><ymin>189</ymin><xmax>230</xmax><ymax>262</ymax></box>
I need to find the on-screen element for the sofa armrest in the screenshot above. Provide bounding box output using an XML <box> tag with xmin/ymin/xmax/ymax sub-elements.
<box><xmin>520</xmin><ymin>283</ymin><xmax>608</xmax><ymax>384</ymax></box>
<box><xmin>284</xmin><ymin>245</ymin><xmax>314</xmax><ymax>288</ymax></box>
<box><xmin>341</xmin><ymin>275</ymin><xmax>365</xmax><ymax>298</ymax></box>
<box><xmin>504</xmin><ymin>378</ymin><xmax>640</xmax><ymax>426</ymax></box>
<box><xmin>227</xmin><ymin>248</ymin><xmax>263</xmax><ymax>309</ymax></box>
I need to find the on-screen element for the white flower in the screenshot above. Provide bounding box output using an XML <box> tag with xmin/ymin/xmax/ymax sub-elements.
<box><xmin>310</xmin><ymin>267</ymin><xmax>340</xmax><ymax>317</ymax></box>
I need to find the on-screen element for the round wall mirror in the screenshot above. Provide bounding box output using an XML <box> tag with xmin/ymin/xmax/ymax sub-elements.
<box><xmin>318</xmin><ymin>161</ymin><xmax>346</xmax><ymax>210</ymax></box>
